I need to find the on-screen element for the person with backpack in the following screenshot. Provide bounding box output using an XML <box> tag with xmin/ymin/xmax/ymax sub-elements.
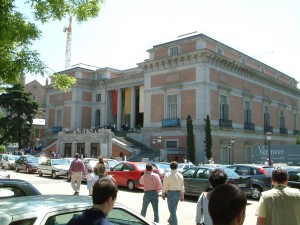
<box><xmin>94</xmin><ymin>156</ymin><xmax>107</xmax><ymax>180</ymax></box>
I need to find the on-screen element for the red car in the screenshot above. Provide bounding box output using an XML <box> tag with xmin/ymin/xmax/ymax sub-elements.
<box><xmin>110</xmin><ymin>162</ymin><xmax>163</xmax><ymax>190</ymax></box>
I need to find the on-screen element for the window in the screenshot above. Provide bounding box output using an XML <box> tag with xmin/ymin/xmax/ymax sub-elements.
<box><xmin>45</xmin><ymin>211</ymin><xmax>84</xmax><ymax>225</ymax></box>
<box><xmin>96</xmin><ymin>93</ymin><xmax>101</xmax><ymax>102</ymax></box>
<box><xmin>244</xmin><ymin>101</ymin><xmax>252</xmax><ymax>123</ymax></box>
<box><xmin>56</xmin><ymin>109</ymin><xmax>62</xmax><ymax>126</ymax></box>
<box><xmin>170</xmin><ymin>46</ymin><xmax>179</xmax><ymax>56</ymax></box>
<box><xmin>293</xmin><ymin>113</ymin><xmax>297</xmax><ymax>130</ymax></box>
<box><xmin>166</xmin><ymin>140</ymin><xmax>178</xmax><ymax>148</ymax></box>
<box><xmin>167</xmin><ymin>94</ymin><xmax>178</xmax><ymax>119</ymax></box>
<box><xmin>264</xmin><ymin>106</ymin><xmax>270</xmax><ymax>127</ymax></box>
<box><xmin>280</xmin><ymin>110</ymin><xmax>285</xmax><ymax>129</ymax></box>
<box><xmin>245</xmin><ymin>146</ymin><xmax>252</xmax><ymax>163</ymax></box>
<box><xmin>221</xmin><ymin>146</ymin><xmax>229</xmax><ymax>164</ymax></box>
<box><xmin>216</xmin><ymin>47</ymin><xmax>223</xmax><ymax>55</ymax></box>
<box><xmin>34</xmin><ymin>129</ymin><xmax>40</xmax><ymax>138</ymax></box>
<box><xmin>260</xmin><ymin>67</ymin><xmax>265</xmax><ymax>73</ymax></box>
<box><xmin>220</xmin><ymin>95</ymin><xmax>229</xmax><ymax>120</ymax></box>
<box><xmin>95</xmin><ymin>109</ymin><xmax>101</xmax><ymax>126</ymax></box>
<box><xmin>108</xmin><ymin>208</ymin><xmax>150</xmax><ymax>224</ymax></box>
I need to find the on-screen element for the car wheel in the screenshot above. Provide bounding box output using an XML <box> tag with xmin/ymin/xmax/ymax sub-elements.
<box><xmin>26</xmin><ymin>167</ymin><xmax>30</xmax><ymax>174</ymax></box>
<box><xmin>127</xmin><ymin>180</ymin><xmax>135</xmax><ymax>191</ymax></box>
<box><xmin>38</xmin><ymin>170</ymin><xmax>43</xmax><ymax>177</ymax></box>
<box><xmin>252</xmin><ymin>185</ymin><xmax>262</xmax><ymax>200</ymax></box>
<box><xmin>52</xmin><ymin>171</ymin><xmax>57</xmax><ymax>179</ymax></box>
<box><xmin>15</xmin><ymin>166</ymin><xmax>19</xmax><ymax>172</ymax></box>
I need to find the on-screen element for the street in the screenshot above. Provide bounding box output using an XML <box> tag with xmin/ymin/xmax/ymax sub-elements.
<box><xmin>10</xmin><ymin>171</ymin><xmax>258</xmax><ymax>225</ymax></box>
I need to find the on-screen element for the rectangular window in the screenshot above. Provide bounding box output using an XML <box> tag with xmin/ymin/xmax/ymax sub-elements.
<box><xmin>166</xmin><ymin>140</ymin><xmax>178</xmax><ymax>148</ymax></box>
<box><xmin>220</xmin><ymin>95</ymin><xmax>229</xmax><ymax>120</ymax></box>
<box><xmin>244</xmin><ymin>101</ymin><xmax>252</xmax><ymax>123</ymax></box>
<box><xmin>264</xmin><ymin>106</ymin><xmax>270</xmax><ymax>126</ymax></box>
<box><xmin>167</xmin><ymin>94</ymin><xmax>178</xmax><ymax>119</ymax></box>
<box><xmin>170</xmin><ymin>47</ymin><xmax>179</xmax><ymax>56</ymax></box>
<box><xmin>260</xmin><ymin>67</ymin><xmax>265</xmax><ymax>73</ymax></box>
<box><xmin>56</xmin><ymin>109</ymin><xmax>62</xmax><ymax>126</ymax></box>
<box><xmin>96</xmin><ymin>93</ymin><xmax>101</xmax><ymax>102</ymax></box>
<box><xmin>221</xmin><ymin>146</ymin><xmax>229</xmax><ymax>164</ymax></box>
<box><xmin>280</xmin><ymin>110</ymin><xmax>285</xmax><ymax>128</ymax></box>
<box><xmin>217</xmin><ymin>47</ymin><xmax>223</xmax><ymax>55</ymax></box>
<box><xmin>293</xmin><ymin>113</ymin><xmax>297</xmax><ymax>130</ymax></box>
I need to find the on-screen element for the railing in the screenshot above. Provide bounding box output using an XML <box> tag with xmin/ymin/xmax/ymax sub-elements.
<box><xmin>219</xmin><ymin>119</ymin><xmax>232</xmax><ymax>128</ymax></box>
<box><xmin>264</xmin><ymin>126</ymin><xmax>273</xmax><ymax>132</ymax></box>
<box><xmin>244</xmin><ymin>122</ymin><xmax>255</xmax><ymax>130</ymax></box>
<box><xmin>280</xmin><ymin>128</ymin><xmax>288</xmax><ymax>134</ymax></box>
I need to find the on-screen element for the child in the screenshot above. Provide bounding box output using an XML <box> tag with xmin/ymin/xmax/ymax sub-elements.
<box><xmin>106</xmin><ymin>171</ymin><xmax>116</xmax><ymax>183</ymax></box>
<box><xmin>86</xmin><ymin>167</ymin><xmax>95</xmax><ymax>196</ymax></box>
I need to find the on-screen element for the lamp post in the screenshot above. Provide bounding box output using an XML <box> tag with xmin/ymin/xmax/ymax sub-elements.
<box><xmin>231</xmin><ymin>136</ymin><xmax>235</xmax><ymax>164</ymax></box>
<box><xmin>74</xmin><ymin>138</ymin><xmax>78</xmax><ymax>155</ymax></box>
<box><xmin>157</xmin><ymin>136</ymin><xmax>162</xmax><ymax>162</ymax></box>
<box><xmin>266</xmin><ymin>132</ymin><xmax>272</xmax><ymax>166</ymax></box>
<box><xmin>152</xmin><ymin>138</ymin><xmax>156</xmax><ymax>162</ymax></box>
<box><xmin>228</xmin><ymin>143</ymin><xmax>231</xmax><ymax>164</ymax></box>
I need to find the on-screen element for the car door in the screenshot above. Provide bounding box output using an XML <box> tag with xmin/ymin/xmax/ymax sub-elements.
<box><xmin>2</xmin><ymin>156</ymin><xmax>8</xmax><ymax>169</ymax></box>
<box><xmin>111</xmin><ymin>164</ymin><xmax>125</xmax><ymax>186</ymax></box>
<box><xmin>192</xmin><ymin>168</ymin><xmax>211</xmax><ymax>196</ymax></box>
<box><xmin>120</xmin><ymin>163</ymin><xmax>134</xmax><ymax>186</ymax></box>
<box><xmin>39</xmin><ymin>161</ymin><xmax>47</xmax><ymax>175</ymax></box>
<box><xmin>182</xmin><ymin>168</ymin><xmax>197</xmax><ymax>195</ymax></box>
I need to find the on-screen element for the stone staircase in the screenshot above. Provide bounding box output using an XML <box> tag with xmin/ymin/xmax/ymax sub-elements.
<box><xmin>113</xmin><ymin>131</ymin><xmax>160</xmax><ymax>162</ymax></box>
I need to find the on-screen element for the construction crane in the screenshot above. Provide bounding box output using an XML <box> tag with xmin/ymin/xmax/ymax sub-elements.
<box><xmin>63</xmin><ymin>16</ymin><xmax>72</xmax><ymax>69</ymax></box>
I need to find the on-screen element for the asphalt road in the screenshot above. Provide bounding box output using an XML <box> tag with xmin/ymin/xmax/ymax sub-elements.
<box><xmin>9</xmin><ymin>170</ymin><xmax>258</xmax><ymax>225</ymax></box>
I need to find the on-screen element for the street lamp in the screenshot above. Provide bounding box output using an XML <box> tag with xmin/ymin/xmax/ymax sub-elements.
<box><xmin>152</xmin><ymin>138</ymin><xmax>156</xmax><ymax>162</ymax></box>
<box><xmin>157</xmin><ymin>136</ymin><xmax>162</xmax><ymax>162</ymax></box>
<box><xmin>266</xmin><ymin>132</ymin><xmax>272</xmax><ymax>166</ymax></box>
<box><xmin>228</xmin><ymin>143</ymin><xmax>231</xmax><ymax>164</ymax></box>
<box><xmin>231</xmin><ymin>136</ymin><xmax>235</xmax><ymax>164</ymax></box>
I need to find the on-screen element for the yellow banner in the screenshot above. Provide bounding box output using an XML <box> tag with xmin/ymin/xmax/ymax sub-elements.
<box><xmin>139</xmin><ymin>86</ymin><xmax>144</xmax><ymax>113</ymax></box>
<box><xmin>125</xmin><ymin>88</ymin><xmax>131</xmax><ymax>114</ymax></box>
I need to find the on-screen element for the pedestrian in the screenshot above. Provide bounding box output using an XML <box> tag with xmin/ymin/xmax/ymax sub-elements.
<box><xmin>139</xmin><ymin>163</ymin><xmax>162</xmax><ymax>222</ymax></box>
<box><xmin>256</xmin><ymin>167</ymin><xmax>300</xmax><ymax>225</ymax></box>
<box><xmin>106</xmin><ymin>171</ymin><xmax>116</xmax><ymax>183</ymax></box>
<box><xmin>209</xmin><ymin>184</ymin><xmax>247</xmax><ymax>225</ymax></box>
<box><xmin>86</xmin><ymin>167</ymin><xmax>95</xmax><ymax>196</ymax></box>
<box><xmin>264</xmin><ymin>159</ymin><xmax>269</xmax><ymax>166</ymax></box>
<box><xmin>94</xmin><ymin>156</ymin><xmax>107</xmax><ymax>180</ymax></box>
<box><xmin>68</xmin><ymin>153</ymin><xmax>86</xmax><ymax>195</ymax></box>
<box><xmin>162</xmin><ymin>161</ymin><xmax>185</xmax><ymax>225</ymax></box>
<box><xmin>67</xmin><ymin>178</ymin><xmax>118</xmax><ymax>225</ymax></box>
<box><xmin>195</xmin><ymin>168</ymin><xmax>227</xmax><ymax>225</ymax></box>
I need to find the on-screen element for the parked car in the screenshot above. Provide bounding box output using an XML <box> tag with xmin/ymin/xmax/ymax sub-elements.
<box><xmin>38</xmin><ymin>158</ymin><xmax>70</xmax><ymax>178</ymax></box>
<box><xmin>182</xmin><ymin>166</ymin><xmax>253</xmax><ymax>197</ymax></box>
<box><xmin>150</xmin><ymin>162</ymin><xmax>170</xmax><ymax>177</ymax></box>
<box><xmin>177</xmin><ymin>162</ymin><xmax>194</xmax><ymax>173</ymax></box>
<box><xmin>105</xmin><ymin>158</ymin><xmax>119</xmax><ymax>170</ymax></box>
<box><xmin>286</xmin><ymin>167</ymin><xmax>300</xmax><ymax>189</ymax></box>
<box><xmin>1</xmin><ymin>155</ymin><xmax>20</xmax><ymax>170</ymax></box>
<box><xmin>226</xmin><ymin>164</ymin><xmax>274</xmax><ymax>200</ymax></box>
<box><xmin>0</xmin><ymin>179</ymin><xmax>41</xmax><ymax>199</ymax></box>
<box><xmin>110</xmin><ymin>162</ymin><xmax>163</xmax><ymax>190</ymax></box>
<box><xmin>0</xmin><ymin>153</ymin><xmax>9</xmax><ymax>168</ymax></box>
<box><xmin>15</xmin><ymin>155</ymin><xmax>39</xmax><ymax>173</ymax></box>
<box><xmin>0</xmin><ymin>169</ymin><xmax>10</xmax><ymax>179</ymax></box>
<box><xmin>0</xmin><ymin>195</ymin><xmax>162</xmax><ymax>225</ymax></box>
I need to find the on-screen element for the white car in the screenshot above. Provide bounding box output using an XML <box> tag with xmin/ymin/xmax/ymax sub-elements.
<box><xmin>1</xmin><ymin>155</ymin><xmax>20</xmax><ymax>170</ymax></box>
<box><xmin>0</xmin><ymin>195</ymin><xmax>163</xmax><ymax>225</ymax></box>
<box><xmin>38</xmin><ymin>158</ymin><xmax>70</xmax><ymax>178</ymax></box>
<box><xmin>177</xmin><ymin>162</ymin><xmax>194</xmax><ymax>173</ymax></box>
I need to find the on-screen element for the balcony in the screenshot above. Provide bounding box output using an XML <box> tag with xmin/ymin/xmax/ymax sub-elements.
<box><xmin>219</xmin><ymin>119</ymin><xmax>232</xmax><ymax>128</ymax></box>
<box><xmin>280</xmin><ymin>128</ymin><xmax>288</xmax><ymax>134</ymax></box>
<box><xmin>244</xmin><ymin>122</ymin><xmax>255</xmax><ymax>130</ymax></box>
<box><xmin>162</xmin><ymin>119</ymin><xmax>180</xmax><ymax>127</ymax></box>
<box><xmin>264</xmin><ymin>126</ymin><xmax>273</xmax><ymax>133</ymax></box>
<box><xmin>293</xmin><ymin>130</ymin><xmax>300</xmax><ymax>135</ymax></box>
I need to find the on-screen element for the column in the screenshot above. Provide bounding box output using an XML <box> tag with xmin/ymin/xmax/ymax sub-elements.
<box><xmin>130</xmin><ymin>86</ymin><xmax>136</xmax><ymax>130</ymax></box>
<box><xmin>117</xmin><ymin>89</ymin><xmax>122</xmax><ymax>131</ymax></box>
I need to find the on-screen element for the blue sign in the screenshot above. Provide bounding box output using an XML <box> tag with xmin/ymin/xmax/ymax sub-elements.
<box><xmin>162</xmin><ymin>119</ymin><xmax>180</xmax><ymax>127</ymax></box>
<box><xmin>52</xmin><ymin>126</ymin><xmax>62</xmax><ymax>133</ymax></box>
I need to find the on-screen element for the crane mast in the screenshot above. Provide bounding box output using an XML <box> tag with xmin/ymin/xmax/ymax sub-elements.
<box><xmin>64</xmin><ymin>16</ymin><xmax>72</xmax><ymax>69</ymax></box>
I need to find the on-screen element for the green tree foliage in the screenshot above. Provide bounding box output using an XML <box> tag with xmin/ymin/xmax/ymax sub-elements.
<box><xmin>0</xmin><ymin>145</ymin><xmax>7</xmax><ymax>153</ymax></box>
<box><xmin>0</xmin><ymin>0</ymin><xmax>105</xmax><ymax>89</ymax></box>
<box><xmin>186</xmin><ymin>115</ymin><xmax>195</xmax><ymax>163</ymax></box>
<box><xmin>0</xmin><ymin>84</ymin><xmax>38</xmax><ymax>147</ymax></box>
<box><xmin>204</xmin><ymin>115</ymin><xmax>212</xmax><ymax>161</ymax></box>
<box><xmin>296</xmin><ymin>135</ymin><xmax>300</xmax><ymax>144</ymax></box>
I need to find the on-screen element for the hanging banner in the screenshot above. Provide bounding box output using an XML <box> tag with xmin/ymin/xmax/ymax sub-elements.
<box><xmin>125</xmin><ymin>88</ymin><xmax>131</xmax><ymax>114</ymax></box>
<box><xmin>139</xmin><ymin>86</ymin><xmax>144</xmax><ymax>113</ymax></box>
<box><xmin>112</xmin><ymin>90</ymin><xmax>118</xmax><ymax>116</ymax></box>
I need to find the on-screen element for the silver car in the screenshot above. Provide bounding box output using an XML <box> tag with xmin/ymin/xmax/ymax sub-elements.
<box><xmin>1</xmin><ymin>155</ymin><xmax>20</xmax><ymax>170</ymax></box>
<box><xmin>38</xmin><ymin>158</ymin><xmax>70</xmax><ymax>178</ymax></box>
<box><xmin>0</xmin><ymin>195</ymin><xmax>162</xmax><ymax>225</ymax></box>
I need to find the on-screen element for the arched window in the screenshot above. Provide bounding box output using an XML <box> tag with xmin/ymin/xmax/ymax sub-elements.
<box><xmin>95</xmin><ymin>109</ymin><xmax>101</xmax><ymax>126</ymax></box>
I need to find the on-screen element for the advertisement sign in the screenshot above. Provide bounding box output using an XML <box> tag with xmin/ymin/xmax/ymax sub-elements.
<box><xmin>253</xmin><ymin>145</ymin><xmax>300</xmax><ymax>165</ymax></box>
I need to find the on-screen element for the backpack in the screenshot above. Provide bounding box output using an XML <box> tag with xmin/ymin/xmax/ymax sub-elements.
<box><xmin>94</xmin><ymin>163</ymin><xmax>106</xmax><ymax>175</ymax></box>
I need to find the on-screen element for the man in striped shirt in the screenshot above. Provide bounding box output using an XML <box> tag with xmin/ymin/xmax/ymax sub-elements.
<box><xmin>68</xmin><ymin>153</ymin><xmax>86</xmax><ymax>195</ymax></box>
<box><xmin>139</xmin><ymin>163</ymin><xmax>162</xmax><ymax>222</ymax></box>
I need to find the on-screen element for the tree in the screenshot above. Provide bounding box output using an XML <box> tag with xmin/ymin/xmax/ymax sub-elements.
<box><xmin>0</xmin><ymin>84</ymin><xmax>38</xmax><ymax>147</ymax></box>
<box><xmin>0</xmin><ymin>0</ymin><xmax>105</xmax><ymax>90</ymax></box>
<box><xmin>186</xmin><ymin>115</ymin><xmax>195</xmax><ymax>163</ymax></box>
<box><xmin>204</xmin><ymin>115</ymin><xmax>212</xmax><ymax>162</ymax></box>
<box><xmin>0</xmin><ymin>145</ymin><xmax>7</xmax><ymax>153</ymax></box>
<box><xmin>296</xmin><ymin>135</ymin><xmax>300</xmax><ymax>144</ymax></box>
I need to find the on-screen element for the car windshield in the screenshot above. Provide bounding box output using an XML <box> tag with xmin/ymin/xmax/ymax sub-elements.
<box><xmin>9</xmin><ymin>156</ymin><xmax>20</xmax><ymax>160</ymax></box>
<box><xmin>222</xmin><ymin>168</ymin><xmax>240</xmax><ymax>178</ymax></box>
<box><xmin>52</xmin><ymin>159</ymin><xmax>69</xmax><ymax>165</ymax></box>
<box><xmin>135</xmin><ymin>163</ymin><xmax>158</xmax><ymax>170</ymax></box>
<box><xmin>27</xmin><ymin>157</ymin><xmax>39</xmax><ymax>163</ymax></box>
<box><xmin>154</xmin><ymin>163</ymin><xmax>170</xmax><ymax>170</ymax></box>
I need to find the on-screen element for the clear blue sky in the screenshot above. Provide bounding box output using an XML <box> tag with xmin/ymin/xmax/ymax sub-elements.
<box><xmin>20</xmin><ymin>0</ymin><xmax>300</xmax><ymax>86</ymax></box>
